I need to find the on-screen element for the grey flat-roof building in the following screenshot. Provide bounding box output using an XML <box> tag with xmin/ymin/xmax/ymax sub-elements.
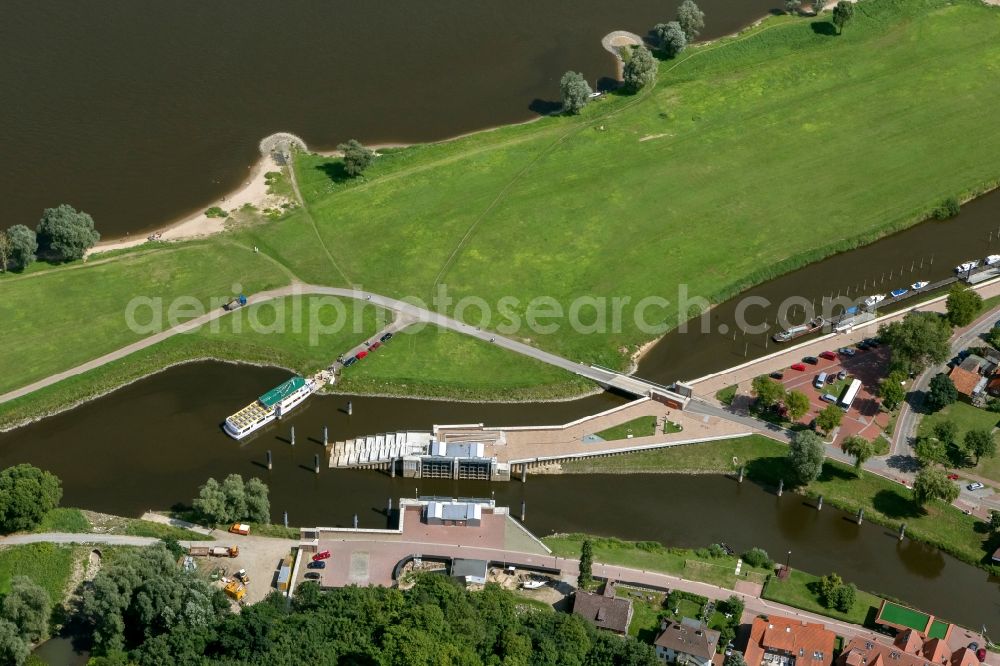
<box><xmin>424</xmin><ymin>500</ymin><xmax>484</xmax><ymax>526</ymax></box>
<box><xmin>451</xmin><ymin>558</ymin><xmax>488</xmax><ymax>586</ymax></box>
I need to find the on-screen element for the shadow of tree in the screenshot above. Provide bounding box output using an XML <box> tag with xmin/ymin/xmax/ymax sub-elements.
<box><xmin>315</xmin><ymin>160</ymin><xmax>350</xmax><ymax>185</ymax></box>
<box><xmin>872</xmin><ymin>488</ymin><xmax>922</xmax><ymax>519</ymax></box>
<box><xmin>811</xmin><ymin>21</ymin><xmax>838</xmax><ymax>36</ymax></box>
<box><xmin>885</xmin><ymin>455</ymin><xmax>921</xmax><ymax>474</ymax></box>
<box><xmin>528</xmin><ymin>98</ymin><xmax>562</xmax><ymax>116</ymax></box>
<box><xmin>818</xmin><ymin>464</ymin><xmax>855</xmax><ymax>483</ymax></box>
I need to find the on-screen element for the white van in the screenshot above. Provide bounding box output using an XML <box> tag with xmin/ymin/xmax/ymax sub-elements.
<box><xmin>814</xmin><ymin>372</ymin><xmax>827</xmax><ymax>389</ymax></box>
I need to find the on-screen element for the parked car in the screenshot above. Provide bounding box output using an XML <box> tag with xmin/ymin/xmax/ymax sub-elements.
<box><xmin>342</xmin><ymin>356</ymin><xmax>358</xmax><ymax>367</ymax></box>
<box><xmin>976</xmin><ymin>648</ymin><xmax>986</xmax><ymax>663</ymax></box>
<box><xmin>803</xmin><ymin>356</ymin><xmax>819</xmax><ymax>365</ymax></box>
<box><xmin>312</xmin><ymin>550</ymin><xmax>332</xmax><ymax>561</ymax></box>
<box><xmin>770</xmin><ymin>371</ymin><xmax>784</xmax><ymax>380</ymax></box>
<box><xmin>826</xmin><ymin>374</ymin><xmax>836</xmax><ymax>384</ymax></box>
<box><xmin>305</xmin><ymin>572</ymin><xmax>321</xmax><ymax>580</ymax></box>
<box><xmin>814</xmin><ymin>373</ymin><xmax>827</xmax><ymax>389</ymax></box>
<box><xmin>820</xmin><ymin>393</ymin><xmax>838</xmax><ymax>403</ymax></box>
<box><xmin>379</xmin><ymin>332</ymin><xmax>394</xmax><ymax>342</ymax></box>
<box><xmin>863</xmin><ymin>337</ymin><xmax>880</xmax><ymax>347</ymax></box>
<box><xmin>355</xmin><ymin>350</ymin><xmax>369</xmax><ymax>361</ymax></box>
<box><xmin>367</xmin><ymin>341</ymin><xmax>381</xmax><ymax>352</ymax></box>
<box><xmin>791</xmin><ymin>363</ymin><xmax>807</xmax><ymax>372</ymax></box>
<box><xmin>947</xmin><ymin>473</ymin><xmax>960</xmax><ymax>480</ymax></box>
<box><xmin>838</xmin><ymin>347</ymin><xmax>856</xmax><ymax>357</ymax></box>
<box><xmin>857</xmin><ymin>341</ymin><xmax>871</xmax><ymax>351</ymax></box>
<box><xmin>967</xmin><ymin>482</ymin><xmax>985</xmax><ymax>491</ymax></box>
<box><xmin>837</xmin><ymin>370</ymin><xmax>847</xmax><ymax>380</ymax></box>
<box><xmin>819</xmin><ymin>351</ymin><xmax>837</xmax><ymax>361</ymax></box>
<box><xmin>307</xmin><ymin>561</ymin><xmax>326</xmax><ymax>569</ymax></box>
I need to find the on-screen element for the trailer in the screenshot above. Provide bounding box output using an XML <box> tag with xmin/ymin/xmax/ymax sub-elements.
<box><xmin>229</xmin><ymin>523</ymin><xmax>251</xmax><ymax>536</ymax></box>
<box><xmin>187</xmin><ymin>545</ymin><xmax>239</xmax><ymax>558</ymax></box>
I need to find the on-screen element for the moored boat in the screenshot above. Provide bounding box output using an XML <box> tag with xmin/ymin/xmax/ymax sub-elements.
<box><xmin>224</xmin><ymin>375</ymin><xmax>317</xmax><ymax>440</ymax></box>
<box><xmin>986</xmin><ymin>254</ymin><xmax>1000</xmax><ymax>266</ymax></box>
<box><xmin>910</xmin><ymin>280</ymin><xmax>929</xmax><ymax>290</ymax></box>
<box><xmin>955</xmin><ymin>260</ymin><xmax>979</xmax><ymax>273</ymax></box>
<box><xmin>864</xmin><ymin>294</ymin><xmax>885</xmax><ymax>308</ymax></box>
<box><xmin>889</xmin><ymin>288</ymin><xmax>908</xmax><ymax>298</ymax></box>
<box><xmin>772</xmin><ymin>316</ymin><xmax>824</xmax><ymax>343</ymax></box>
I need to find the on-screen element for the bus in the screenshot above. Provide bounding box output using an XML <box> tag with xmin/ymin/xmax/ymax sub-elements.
<box><xmin>838</xmin><ymin>379</ymin><xmax>862</xmax><ymax>412</ymax></box>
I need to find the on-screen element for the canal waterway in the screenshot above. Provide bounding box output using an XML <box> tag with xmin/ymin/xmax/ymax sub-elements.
<box><xmin>1</xmin><ymin>362</ymin><xmax>997</xmax><ymax>631</ymax></box>
<box><xmin>0</xmin><ymin>0</ymin><xmax>780</xmax><ymax>238</ymax></box>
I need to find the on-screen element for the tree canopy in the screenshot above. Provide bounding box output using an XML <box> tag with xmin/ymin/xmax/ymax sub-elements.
<box><xmin>964</xmin><ymin>429</ymin><xmax>996</xmax><ymax>464</ymax></box>
<box><xmin>2</xmin><ymin>576</ymin><xmax>51</xmax><ymax>643</ymax></box>
<box><xmin>653</xmin><ymin>21</ymin><xmax>687</xmax><ymax>58</ymax></box>
<box><xmin>879</xmin><ymin>312</ymin><xmax>950</xmax><ymax>374</ymax></box>
<box><xmin>815</xmin><ymin>404</ymin><xmax>843</xmax><ymax>434</ymax></box>
<box><xmin>36</xmin><ymin>204</ymin><xmax>100</xmax><ymax>262</ymax></box>
<box><xmin>912</xmin><ymin>468</ymin><xmax>959</xmax><ymax>506</ymax></box>
<box><xmin>879</xmin><ymin>370</ymin><xmax>907</xmax><ymax>411</ymax></box>
<box><xmin>788</xmin><ymin>430</ymin><xmax>825</xmax><ymax>485</ymax></box>
<box><xmin>0</xmin><ymin>464</ymin><xmax>62</xmax><ymax>533</ymax></box>
<box><xmin>337</xmin><ymin>139</ymin><xmax>375</xmax><ymax>177</ymax></box>
<box><xmin>925</xmin><ymin>373</ymin><xmax>958</xmax><ymax>412</ymax></box>
<box><xmin>622</xmin><ymin>45</ymin><xmax>658</xmax><ymax>93</ymax></box>
<box><xmin>841</xmin><ymin>435</ymin><xmax>876</xmax><ymax>475</ymax></box>
<box><xmin>193</xmin><ymin>474</ymin><xmax>270</xmax><ymax>524</ymax></box>
<box><xmin>832</xmin><ymin>1</ymin><xmax>855</xmax><ymax>33</ymax></box>
<box><xmin>578</xmin><ymin>539</ymin><xmax>594</xmax><ymax>588</ymax></box>
<box><xmin>4</xmin><ymin>225</ymin><xmax>37</xmax><ymax>271</ymax></box>
<box><xmin>677</xmin><ymin>0</ymin><xmax>706</xmax><ymax>40</ymax></box>
<box><xmin>784</xmin><ymin>390</ymin><xmax>811</xmax><ymax>421</ymax></box>
<box><xmin>945</xmin><ymin>284</ymin><xmax>982</xmax><ymax>327</ymax></box>
<box><xmin>752</xmin><ymin>375</ymin><xmax>786</xmax><ymax>409</ymax></box>
<box><xmin>560</xmin><ymin>71</ymin><xmax>593</xmax><ymax>115</ymax></box>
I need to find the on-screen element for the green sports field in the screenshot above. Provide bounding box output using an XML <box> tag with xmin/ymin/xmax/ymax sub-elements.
<box><xmin>877</xmin><ymin>600</ymin><xmax>932</xmax><ymax>632</ymax></box>
<box><xmin>3</xmin><ymin>0</ymin><xmax>1000</xmax><ymax>407</ymax></box>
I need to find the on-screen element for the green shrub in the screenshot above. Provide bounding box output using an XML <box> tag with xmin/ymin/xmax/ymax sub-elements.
<box><xmin>742</xmin><ymin>547</ymin><xmax>773</xmax><ymax>569</ymax></box>
<box><xmin>932</xmin><ymin>196</ymin><xmax>960</xmax><ymax>220</ymax></box>
<box><xmin>204</xmin><ymin>206</ymin><xmax>228</xmax><ymax>218</ymax></box>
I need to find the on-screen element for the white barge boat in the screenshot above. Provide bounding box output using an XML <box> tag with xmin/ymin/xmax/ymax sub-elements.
<box><xmin>772</xmin><ymin>316</ymin><xmax>824</xmax><ymax>343</ymax></box>
<box><xmin>224</xmin><ymin>375</ymin><xmax>318</xmax><ymax>440</ymax></box>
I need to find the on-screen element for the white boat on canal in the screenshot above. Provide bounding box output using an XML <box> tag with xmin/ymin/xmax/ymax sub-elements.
<box><xmin>224</xmin><ymin>375</ymin><xmax>318</xmax><ymax>440</ymax></box>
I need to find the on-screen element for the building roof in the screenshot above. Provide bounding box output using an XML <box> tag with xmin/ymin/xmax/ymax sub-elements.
<box><xmin>450</xmin><ymin>558</ymin><xmax>488</xmax><ymax>580</ymax></box>
<box><xmin>922</xmin><ymin>638</ymin><xmax>948</xmax><ymax>664</ymax></box>
<box><xmin>744</xmin><ymin>615</ymin><xmax>836</xmax><ymax>666</ymax></box>
<box><xmin>958</xmin><ymin>355</ymin><xmax>985</xmax><ymax>373</ymax></box>
<box><xmin>654</xmin><ymin>619</ymin><xmax>720</xmax><ymax>660</ymax></box>
<box><xmin>841</xmin><ymin>637</ymin><xmax>936</xmax><ymax>666</ymax></box>
<box><xmin>572</xmin><ymin>584</ymin><xmax>633</xmax><ymax>634</ymax></box>
<box><xmin>425</xmin><ymin>501</ymin><xmax>483</xmax><ymax>522</ymax></box>
<box><xmin>950</xmin><ymin>648</ymin><xmax>979</xmax><ymax>666</ymax></box>
<box><xmin>895</xmin><ymin>630</ymin><xmax>923</xmax><ymax>654</ymax></box>
<box><xmin>259</xmin><ymin>376</ymin><xmax>306</xmax><ymax>407</ymax></box>
<box><xmin>427</xmin><ymin>440</ymin><xmax>487</xmax><ymax>458</ymax></box>
<box><xmin>948</xmin><ymin>366</ymin><xmax>981</xmax><ymax>397</ymax></box>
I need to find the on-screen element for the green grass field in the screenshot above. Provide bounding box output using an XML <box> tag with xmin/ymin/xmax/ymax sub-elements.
<box><xmin>878</xmin><ymin>600</ymin><xmax>932</xmax><ymax>632</ymax></box>
<box><xmin>593</xmin><ymin>416</ymin><xmax>657</xmax><ymax>441</ymax></box>
<box><xmin>0</xmin><ymin>543</ymin><xmax>76</xmax><ymax>605</ymax></box>
<box><xmin>561</xmin><ymin>434</ymin><xmax>786</xmax><ymax>473</ymax></box>
<box><xmin>918</xmin><ymin>401</ymin><xmax>1000</xmax><ymax>481</ymax></box>
<box><xmin>763</xmin><ymin>568</ymin><xmax>883</xmax><ymax>626</ymax></box>
<box><xmin>3</xmin><ymin>0</ymin><xmax>1000</xmax><ymax>407</ymax></box>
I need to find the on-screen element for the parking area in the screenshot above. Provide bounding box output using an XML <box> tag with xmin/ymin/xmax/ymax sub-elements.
<box><xmin>185</xmin><ymin>535</ymin><xmax>297</xmax><ymax>606</ymax></box>
<box><xmin>772</xmin><ymin>343</ymin><xmax>892</xmax><ymax>444</ymax></box>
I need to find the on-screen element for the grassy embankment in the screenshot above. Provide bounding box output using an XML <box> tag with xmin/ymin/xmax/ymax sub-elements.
<box><xmin>561</xmin><ymin>435</ymin><xmax>999</xmax><ymax>571</ymax></box>
<box><xmin>918</xmin><ymin>402</ymin><xmax>1000</xmax><ymax>484</ymax></box>
<box><xmin>0</xmin><ymin>543</ymin><xmax>76</xmax><ymax>604</ymax></box>
<box><xmin>3</xmin><ymin>0</ymin><xmax>1000</xmax><ymax>411</ymax></box>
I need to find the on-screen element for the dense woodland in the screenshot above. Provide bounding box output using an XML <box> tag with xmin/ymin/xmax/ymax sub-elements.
<box><xmin>81</xmin><ymin>546</ymin><xmax>657</xmax><ymax>666</ymax></box>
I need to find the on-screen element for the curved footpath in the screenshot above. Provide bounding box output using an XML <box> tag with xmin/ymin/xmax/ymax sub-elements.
<box><xmin>0</xmin><ymin>283</ymin><xmax>622</xmax><ymax>406</ymax></box>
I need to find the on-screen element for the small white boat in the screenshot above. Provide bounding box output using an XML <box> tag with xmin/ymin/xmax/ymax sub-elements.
<box><xmin>521</xmin><ymin>579</ymin><xmax>546</xmax><ymax>590</ymax></box>
<box><xmin>911</xmin><ymin>280</ymin><xmax>929</xmax><ymax>290</ymax></box>
<box><xmin>864</xmin><ymin>294</ymin><xmax>886</xmax><ymax>308</ymax></box>
<box><xmin>986</xmin><ymin>255</ymin><xmax>1000</xmax><ymax>266</ymax></box>
<box><xmin>955</xmin><ymin>260</ymin><xmax>979</xmax><ymax>273</ymax></box>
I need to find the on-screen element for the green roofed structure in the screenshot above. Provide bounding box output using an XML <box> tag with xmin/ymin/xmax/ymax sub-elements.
<box><xmin>875</xmin><ymin>600</ymin><xmax>953</xmax><ymax>642</ymax></box>
<box><xmin>259</xmin><ymin>376</ymin><xmax>306</xmax><ymax>408</ymax></box>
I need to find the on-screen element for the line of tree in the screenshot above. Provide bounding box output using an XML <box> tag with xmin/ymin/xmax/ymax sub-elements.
<box><xmin>192</xmin><ymin>474</ymin><xmax>270</xmax><ymax>525</ymax></box>
<box><xmin>0</xmin><ymin>204</ymin><xmax>100</xmax><ymax>272</ymax></box>
<box><xmin>80</xmin><ymin>552</ymin><xmax>659</xmax><ymax>665</ymax></box>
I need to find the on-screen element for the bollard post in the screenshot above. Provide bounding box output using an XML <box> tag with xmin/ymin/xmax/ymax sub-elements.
<box><xmin>738</xmin><ymin>466</ymin><xmax>745</xmax><ymax>483</ymax></box>
<box><xmin>353</xmin><ymin>514</ymin><xmax>358</xmax><ymax>529</ymax></box>
<box><xmin>314</xmin><ymin>453</ymin><xmax>320</xmax><ymax>474</ymax></box>
<box><xmin>291</xmin><ymin>426</ymin><xmax>295</xmax><ymax>446</ymax></box>
<box><xmin>390</xmin><ymin>457</ymin><xmax>396</xmax><ymax>478</ymax></box>
<box><xmin>347</xmin><ymin>401</ymin><xmax>353</xmax><ymax>416</ymax></box>
<box><xmin>520</xmin><ymin>500</ymin><xmax>526</xmax><ymax>522</ymax></box>
<box><xmin>267</xmin><ymin>450</ymin><xmax>273</xmax><ymax>470</ymax></box>
<box><xmin>777</xmin><ymin>479</ymin><xmax>783</xmax><ymax>497</ymax></box>
<box><xmin>898</xmin><ymin>523</ymin><xmax>906</xmax><ymax>541</ymax></box>
<box><xmin>323</xmin><ymin>426</ymin><xmax>328</xmax><ymax>446</ymax></box>
<box><xmin>857</xmin><ymin>508</ymin><xmax>864</xmax><ymax>525</ymax></box>
<box><xmin>817</xmin><ymin>495</ymin><xmax>823</xmax><ymax>511</ymax></box>
<box><xmin>387</xmin><ymin>497</ymin><xmax>393</xmax><ymax>515</ymax></box>
<box><xmin>283</xmin><ymin>511</ymin><xmax>288</xmax><ymax>529</ymax></box>
<box><xmin>521</xmin><ymin>464</ymin><xmax>527</xmax><ymax>483</ymax></box>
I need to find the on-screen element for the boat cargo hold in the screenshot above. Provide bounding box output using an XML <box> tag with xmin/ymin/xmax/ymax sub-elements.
<box><xmin>224</xmin><ymin>375</ymin><xmax>317</xmax><ymax>440</ymax></box>
<box><xmin>772</xmin><ymin>316</ymin><xmax>825</xmax><ymax>343</ymax></box>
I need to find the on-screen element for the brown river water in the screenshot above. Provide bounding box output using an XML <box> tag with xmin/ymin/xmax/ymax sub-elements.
<box><xmin>0</xmin><ymin>0</ymin><xmax>780</xmax><ymax>238</ymax></box>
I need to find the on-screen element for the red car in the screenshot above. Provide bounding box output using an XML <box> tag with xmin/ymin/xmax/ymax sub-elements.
<box><xmin>819</xmin><ymin>351</ymin><xmax>837</xmax><ymax>361</ymax></box>
<box><xmin>791</xmin><ymin>363</ymin><xmax>807</xmax><ymax>371</ymax></box>
<box><xmin>947</xmin><ymin>473</ymin><xmax>960</xmax><ymax>480</ymax></box>
<box><xmin>355</xmin><ymin>350</ymin><xmax>368</xmax><ymax>361</ymax></box>
<box><xmin>312</xmin><ymin>550</ymin><xmax>331</xmax><ymax>562</ymax></box>
<box><xmin>368</xmin><ymin>341</ymin><xmax>381</xmax><ymax>352</ymax></box>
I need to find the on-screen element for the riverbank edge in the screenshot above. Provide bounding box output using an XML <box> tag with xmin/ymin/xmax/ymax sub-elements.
<box><xmin>541</xmin><ymin>532</ymin><xmax>969</xmax><ymax>631</ymax></box>
<box><xmin>553</xmin><ymin>458</ymin><xmax>1000</xmax><ymax>576</ymax></box>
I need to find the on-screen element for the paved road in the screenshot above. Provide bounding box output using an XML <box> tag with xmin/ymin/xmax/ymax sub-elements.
<box><xmin>0</xmin><ymin>283</ymin><xmax>628</xmax><ymax>406</ymax></box>
<box><xmin>0</xmin><ymin>532</ymin><xmax>159</xmax><ymax>547</ymax></box>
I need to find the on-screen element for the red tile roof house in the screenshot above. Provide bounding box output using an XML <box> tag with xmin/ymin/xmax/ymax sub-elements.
<box><xmin>949</xmin><ymin>355</ymin><xmax>989</xmax><ymax>401</ymax></box>
<box><xmin>839</xmin><ymin>629</ymin><xmax>979</xmax><ymax>666</ymax></box>
<box><xmin>571</xmin><ymin>580</ymin><xmax>634</xmax><ymax>635</ymax></box>
<box><xmin>653</xmin><ymin>618</ymin><xmax>721</xmax><ymax>666</ymax></box>
<box><xmin>744</xmin><ymin>616</ymin><xmax>837</xmax><ymax>666</ymax></box>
